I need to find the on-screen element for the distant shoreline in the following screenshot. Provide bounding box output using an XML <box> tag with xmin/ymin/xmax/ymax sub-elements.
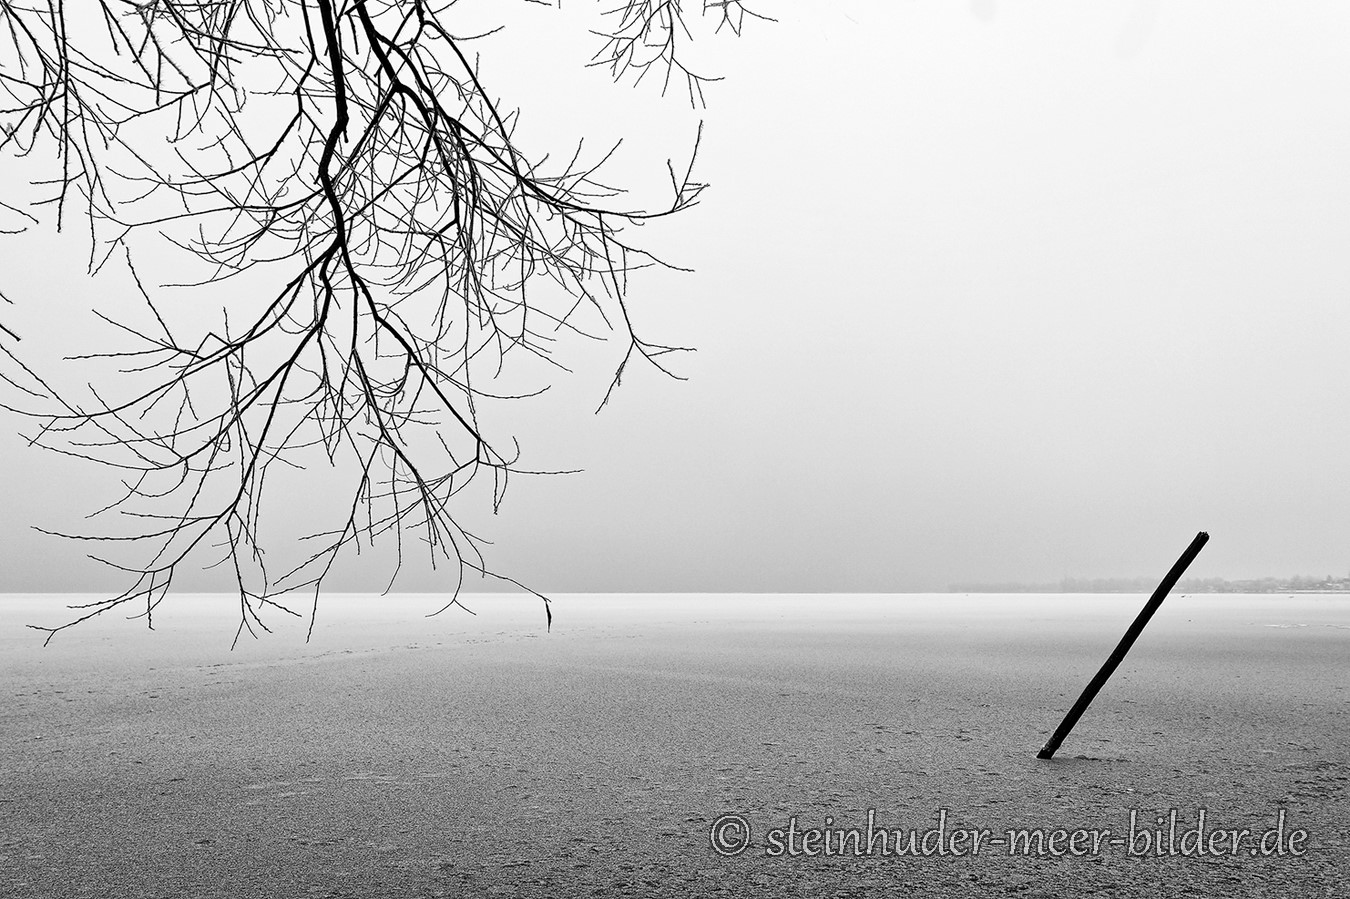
<box><xmin>947</xmin><ymin>577</ymin><xmax>1350</xmax><ymax>594</ymax></box>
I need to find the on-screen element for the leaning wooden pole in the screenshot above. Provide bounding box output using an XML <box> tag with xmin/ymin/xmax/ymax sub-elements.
<box><xmin>1037</xmin><ymin>531</ymin><xmax>1210</xmax><ymax>760</ymax></box>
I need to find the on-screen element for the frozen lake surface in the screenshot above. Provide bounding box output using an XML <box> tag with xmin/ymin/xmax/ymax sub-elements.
<box><xmin>3</xmin><ymin>593</ymin><xmax>1347</xmax><ymax>897</ymax></box>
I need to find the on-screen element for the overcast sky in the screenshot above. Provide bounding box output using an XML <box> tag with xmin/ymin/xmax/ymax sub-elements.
<box><xmin>3</xmin><ymin>1</ymin><xmax>1349</xmax><ymax>593</ymax></box>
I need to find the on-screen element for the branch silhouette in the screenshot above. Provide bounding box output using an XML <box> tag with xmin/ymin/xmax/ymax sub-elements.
<box><xmin>0</xmin><ymin>0</ymin><xmax>757</xmax><ymax>643</ymax></box>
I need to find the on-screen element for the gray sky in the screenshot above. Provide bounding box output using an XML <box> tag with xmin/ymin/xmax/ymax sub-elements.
<box><xmin>3</xmin><ymin>1</ymin><xmax>1349</xmax><ymax>593</ymax></box>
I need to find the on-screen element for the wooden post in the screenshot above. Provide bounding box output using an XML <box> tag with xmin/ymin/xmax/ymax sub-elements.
<box><xmin>1037</xmin><ymin>531</ymin><xmax>1210</xmax><ymax>760</ymax></box>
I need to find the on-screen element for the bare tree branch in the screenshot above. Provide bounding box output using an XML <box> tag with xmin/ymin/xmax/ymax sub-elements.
<box><xmin>0</xmin><ymin>1</ymin><xmax>757</xmax><ymax>642</ymax></box>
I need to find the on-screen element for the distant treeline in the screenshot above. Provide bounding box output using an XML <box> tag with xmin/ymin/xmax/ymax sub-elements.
<box><xmin>948</xmin><ymin>575</ymin><xmax>1350</xmax><ymax>594</ymax></box>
